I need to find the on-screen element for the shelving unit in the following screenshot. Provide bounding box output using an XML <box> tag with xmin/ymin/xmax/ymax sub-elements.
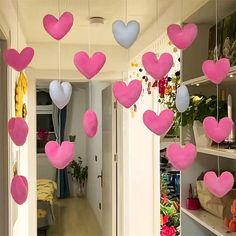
<box><xmin>180</xmin><ymin>1</ymin><xmax>236</xmax><ymax>235</ymax></box>
<box><xmin>182</xmin><ymin>207</ymin><xmax>235</xmax><ymax>236</ymax></box>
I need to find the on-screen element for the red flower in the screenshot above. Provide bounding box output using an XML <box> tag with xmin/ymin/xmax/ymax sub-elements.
<box><xmin>161</xmin><ymin>225</ymin><xmax>176</xmax><ymax>236</ymax></box>
<box><xmin>161</xmin><ymin>194</ymin><xmax>168</xmax><ymax>204</ymax></box>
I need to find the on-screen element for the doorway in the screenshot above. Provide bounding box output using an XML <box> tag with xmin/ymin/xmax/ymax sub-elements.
<box><xmin>36</xmin><ymin>81</ymin><xmax>118</xmax><ymax>236</ymax></box>
<box><xmin>0</xmin><ymin>38</ymin><xmax>9</xmax><ymax>235</ymax></box>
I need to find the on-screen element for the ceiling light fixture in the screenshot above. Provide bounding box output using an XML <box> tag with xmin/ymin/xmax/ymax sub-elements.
<box><xmin>89</xmin><ymin>17</ymin><xmax>104</xmax><ymax>25</ymax></box>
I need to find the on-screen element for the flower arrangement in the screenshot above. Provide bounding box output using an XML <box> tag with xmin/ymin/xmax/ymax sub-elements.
<box><xmin>160</xmin><ymin>174</ymin><xmax>180</xmax><ymax>236</ymax></box>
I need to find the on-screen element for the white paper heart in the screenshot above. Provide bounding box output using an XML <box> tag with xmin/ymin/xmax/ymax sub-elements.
<box><xmin>49</xmin><ymin>80</ymin><xmax>72</xmax><ymax>109</ymax></box>
<box><xmin>112</xmin><ymin>20</ymin><xmax>140</xmax><ymax>48</ymax></box>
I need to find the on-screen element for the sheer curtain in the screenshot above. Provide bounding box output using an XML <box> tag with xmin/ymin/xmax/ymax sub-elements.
<box><xmin>52</xmin><ymin>104</ymin><xmax>70</xmax><ymax>198</ymax></box>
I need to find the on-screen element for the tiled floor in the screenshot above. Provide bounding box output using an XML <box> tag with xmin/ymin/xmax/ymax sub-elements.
<box><xmin>44</xmin><ymin>197</ymin><xmax>102</xmax><ymax>236</ymax></box>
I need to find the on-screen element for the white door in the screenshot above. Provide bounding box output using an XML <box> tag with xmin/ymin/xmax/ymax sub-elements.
<box><xmin>102</xmin><ymin>86</ymin><xmax>117</xmax><ymax>236</ymax></box>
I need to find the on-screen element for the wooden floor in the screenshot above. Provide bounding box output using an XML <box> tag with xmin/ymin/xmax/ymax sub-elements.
<box><xmin>45</xmin><ymin>198</ymin><xmax>102</xmax><ymax>236</ymax></box>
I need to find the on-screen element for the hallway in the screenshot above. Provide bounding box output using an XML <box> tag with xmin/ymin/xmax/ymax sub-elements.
<box><xmin>45</xmin><ymin>198</ymin><xmax>101</xmax><ymax>236</ymax></box>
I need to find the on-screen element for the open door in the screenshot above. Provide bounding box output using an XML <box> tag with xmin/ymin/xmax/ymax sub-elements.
<box><xmin>0</xmin><ymin>39</ymin><xmax>9</xmax><ymax>235</ymax></box>
<box><xmin>102</xmin><ymin>86</ymin><xmax>117</xmax><ymax>236</ymax></box>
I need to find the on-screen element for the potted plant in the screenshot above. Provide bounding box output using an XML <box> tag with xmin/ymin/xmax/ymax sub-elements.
<box><xmin>68</xmin><ymin>157</ymin><xmax>88</xmax><ymax>197</ymax></box>
<box><xmin>181</xmin><ymin>95</ymin><xmax>227</xmax><ymax>147</ymax></box>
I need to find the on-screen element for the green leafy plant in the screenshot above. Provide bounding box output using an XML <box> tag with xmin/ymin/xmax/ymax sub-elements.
<box><xmin>68</xmin><ymin>157</ymin><xmax>88</xmax><ymax>184</ymax></box>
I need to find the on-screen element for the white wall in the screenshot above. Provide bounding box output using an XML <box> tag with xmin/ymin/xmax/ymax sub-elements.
<box><xmin>0</xmin><ymin>1</ymin><xmax>37</xmax><ymax>236</ymax></box>
<box><xmin>86</xmin><ymin>81</ymin><xmax>110</xmax><ymax>227</ymax></box>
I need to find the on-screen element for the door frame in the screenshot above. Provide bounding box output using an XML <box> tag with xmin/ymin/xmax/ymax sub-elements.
<box><xmin>0</xmin><ymin>12</ymin><xmax>11</xmax><ymax>236</ymax></box>
<box><xmin>26</xmin><ymin>75</ymin><xmax>126</xmax><ymax>236</ymax></box>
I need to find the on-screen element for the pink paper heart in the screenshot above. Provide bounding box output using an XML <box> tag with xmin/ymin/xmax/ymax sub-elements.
<box><xmin>143</xmin><ymin>109</ymin><xmax>174</xmax><ymax>136</ymax></box>
<box><xmin>202</xmin><ymin>58</ymin><xmax>230</xmax><ymax>84</ymax></box>
<box><xmin>3</xmin><ymin>47</ymin><xmax>34</xmax><ymax>72</ymax></box>
<box><xmin>45</xmin><ymin>141</ymin><xmax>74</xmax><ymax>169</ymax></box>
<box><xmin>203</xmin><ymin>116</ymin><xmax>233</xmax><ymax>143</ymax></box>
<box><xmin>142</xmin><ymin>52</ymin><xmax>173</xmax><ymax>81</ymax></box>
<box><xmin>43</xmin><ymin>12</ymin><xmax>73</xmax><ymax>40</ymax></box>
<box><xmin>83</xmin><ymin>109</ymin><xmax>98</xmax><ymax>138</ymax></box>
<box><xmin>8</xmin><ymin>117</ymin><xmax>29</xmax><ymax>146</ymax></box>
<box><xmin>167</xmin><ymin>23</ymin><xmax>198</xmax><ymax>50</ymax></box>
<box><xmin>167</xmin><ymin>143</ymin><xmax>197</xmax><ymax>170</ymax></box>
<box><xmin>74</xmin><ymin>51</ymin><xmax>106</xmax><ymax>80</ymax></box>
<box><xmin>204</xmin><ymin>171</ymin><xmax>234</xmax><ymax>198</ymax></box>
<box><xmin>11</xmin><ymin>175</ymin><xmax>28</xmax><ymax>205</ymax></box>
<box><xmin>113</xmin><ymin>79</ymin><xmax>142</xmax><ymax>108</ymax></box>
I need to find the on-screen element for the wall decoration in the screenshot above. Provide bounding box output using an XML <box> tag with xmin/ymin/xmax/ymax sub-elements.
<box><xmin>203</xmin><ymin>116</ymin><xmax>233</xmax><ymax>143</ymax></box>
<box><xmin>3</xmin><ymin>47</ymin><xmax>34</xmax><ymax>72</ymax></box>
<box><xmin>45</xmin><ymin>141</ymin><xmax>74</xmax><ymax>169</ymax></box>
<box><xmin>203</xmin><ymin>171</ymin><xmax>234</xmax><ymax>198</ymax></box>
<box><xmin>202</xmin><ymin>58</ymin><xmax>230</xmax><ymax>84</ymax></box>
<box><xmin>167</xmin><ymin>23</ymin><xmax>198</xmax><ymax>50</ymax></box>
<box><xmin>8</xmin><ymin>117</ymin><xmax>29</xmax><ymax>146</ymax></box>
<box><xmin>176</xmin><ymin>85</ymin><xmax>190</xmax><ymax>112</ymax></box>
<box><xmin>83</xmin><ymin>109</ymin><xmax>98</xmax><ymax>138</ymax></box>
<box><xmin>74</xmin><ymin>51</ymin><xmax>106</xmax><ymax>80</ymax></box>
<box><xmin>143</xmin><ymin>109</ymin><xmax>174</xmax><ymax>136</ymax></box>
<box><xmin>11</xmin><ymin>175</ymin><xmax>28</xmax><ymax>205</ymax></box>
<box><xmin>113</xmin><ymin>79</ymin><xmax>142</xmax><ymax>108</ymax></box>
<box><xmin>49</xmin><ymin>80</ymin><xmax>72</xmax><ymax>109</ymax></box>
<box><xmin>166</xmin><ymin>143</ymin><xmax>197</xmax><ymax>171</ymax></box>
<box><xmin>142</xmin><ymin>52</ymin><xmax>173</xmax><ymax>81</ymax></box>
<box><xmin>112</xmin><ymin>20</ymin><xmax>140</xmax><ymax>48</ymax></box>
<box><xmin>208</xmin><ymin>11</ymin><xmax>236</xmax><ymax>66</ymax></box>
<box><xmin>15</xmin><ymin>72</ymin><xmax>28</xmax><ymax>117</ymax></box>
<box><xmin>43</xmin><ymin>12</ymin><xmax>74</xmax><ymax>40</ymax></box>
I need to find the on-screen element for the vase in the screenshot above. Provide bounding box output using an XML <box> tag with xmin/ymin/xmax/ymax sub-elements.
<box><xmin>193</xmin><ymin>120</ymin><xmax>212</xmax><ymax>147</ymax></box>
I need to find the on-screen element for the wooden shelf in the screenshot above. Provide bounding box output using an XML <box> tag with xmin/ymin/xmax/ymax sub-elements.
<box><xmin>181</xmin><ymin>207</ymin><xmax>235</xmax><ymax>236</ymax></box>
<box><xmin>197</xmin><ymin>146</ymin><xmax>236</xmax><ymax>160</ymax></box>
<box><xmin>182</xmin><ymin>65</ymin><xmax>236</xmax><ymax>86</ymax></box>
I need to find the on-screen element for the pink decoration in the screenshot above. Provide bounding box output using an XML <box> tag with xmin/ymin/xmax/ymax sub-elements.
<box><xmin>202</xmin><ymin>58</ymin><xmax>230</xmax><ymax>84</ymax></box>
<box><xmin>11</xmin><ymin>175</ymin><xmax>28</xmax><ymax>205</ymax></box>
<box><xmin>204</xmin><ymin>171</ymin><xmax>234</xmax><ymax>198</ymax></box>
<box><xmin>3</xmin><ymin>47</ymin><xmax>34</xmax><ymax>72</ymax></box>
<box><xmin>143</xmin><ymin>109</ymin><xmax>174</xmax><ymax>136</ymax></box>
<box><xmin>74</xmin><ymin>51</ymin><xmax>106</xmax><ymax>80</ymax></box>
<box><xmin>167</xmin><ymin>143</ymin><xmax>197</xmax><ymax>170</ymax></box>
<box><xmin>113</xmin><ymin>79</ymin><xmax>142</xmax><ymax>108</ymax></box>
<box><xmin>142</xmin><ymin>52</ymin><xmax>173</xmax><ymax>81</ymax></box>
<box><xmin>45</xmin><ymin>141</ymin><xmax>74</xmax><ymax>169</ymax></box>
<box><xmin>43</xmin><ymin>12</ymin><xmax>73</xmax><ymax>40</ymax></box>
<box><xmin>83</xmin><ymin>109</ymin><xmax>98</xmax><ymax>138</ymax></box>
<box><xmin>167</xmin><ymin>23</ymin><xmax>198</xmax><ymax>50</ymax></box>
<box><xmin>203</xmin><ymin>116</ymin><xmax>233</xmax><ymax>143</ymax></box>
<box><xmin>8</xmin><ymin>117</ymin><xmax>29</xmax><ymax>146</ymax></box>
<box><xmin>37</xmin><ymin>129</ymin><xmax>49</xmax><ymax>141</ymax></box>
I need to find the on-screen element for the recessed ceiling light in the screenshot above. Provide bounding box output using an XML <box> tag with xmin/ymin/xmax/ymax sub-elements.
<box><xmin>196</xmin><ymin>83</ymin><xmax>200</xmax><ymax>87</ymax></box>
<box><xmin>89</xmin><ymin>17</ymin><xmax>104</xmax><ymax>25</ymax></box>
<box><xmin>229</xmin><ymin>74</ymin><xmax>233</xmax><ymax>78</ymax></box>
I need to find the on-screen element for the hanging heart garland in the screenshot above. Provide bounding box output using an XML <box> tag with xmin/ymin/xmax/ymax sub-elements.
<box><xmin>176</xmin><ymin>85</ymin><xmax>190</xmax><ymax>112</ymax></box>
<box><xmin>142</xmin><ymin>52</ymin><xmax>173</xmax><ymax>81</ymax></box>
<box><xmin>203</xmin><ymin>116</ymin><xmax>233</xmax><ymax>143</ymax></box>
<box><xmin>45</xmin><ymin>141</ymin><xmax>74</xmax><ymax>169</ymax></box>
<box><xmin>74</xmin><ymin>51</ymin><xmax>106</xmax><ymax>80</ymax></box>
<box><xmin>202</xmin><ymin>58</ymin><xmax>230</xmax><ymax>84</ymax></box>
<box><xmin>112</xmin><ymin>20</ymin><xmax>140</xmax><ymax>48</ymax></box>
<box><xmin>8</xmin><ymin>117</ymin><xmax>29</xmax><ymax>146</ymax></box>
<box><xmin>167</xmin><ymin>23</ymin><xmax>198</xmax><ymax>50</ymax></box>
<box><xmin>113</xmin><ymin>79</ymin><xmax>142</xmax><ymax>108</ymax></box>
<box><xmin>83</xmin><ymin>109</ymin><xmax>98</xmax><ymax>138</ymax></box>
<box><xmin>43</xmin><ymin>12</ymin><xmax>74</xmax><ymax>40</ymax></box>
<box><xmin>3</xmin><ymin>47</ymin><xmax>34</xmax><ymax>72</ymax></box>
<box><xmin>203</xmin><ymin>171</ymin><xmax>234</xmax><ymax>198</ymax></box>
<box><xmin>166</xmin><ymin>143</ymin><xmax>197</xmax><ymax>171</ymax></box>
<box><xmin>49</xmin><ymin>80</ymin><xmax>72</xmax><ymax>109</ymax></box>
<box><xmin>143</xmin><ymin>109</ymin><xmax>174</xmax><ymax>136</ymax></box>
<box><xmin>11</xmin><ymin>175</ymin><xmax>28</xmax><ymax>205</ymax></box>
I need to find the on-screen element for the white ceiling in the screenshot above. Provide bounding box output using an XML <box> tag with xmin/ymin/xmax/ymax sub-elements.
<box><xmin>16</xmin><ymin>0</ymin><xmax>172</xmax><ymax>45</ymax></box>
